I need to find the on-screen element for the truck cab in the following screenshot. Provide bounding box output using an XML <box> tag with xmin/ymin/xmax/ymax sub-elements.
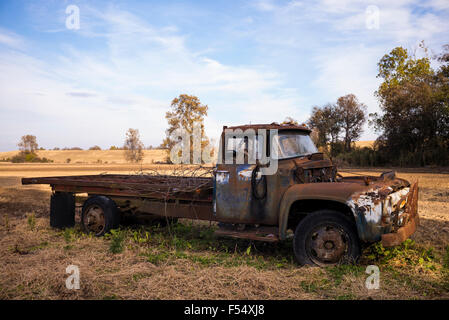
<box><xmin>213</xmin><ymin>122</ymin><xmax>419</xmax><ymax>265</ymax></box>
<box><xmin>215</xmin><ymin>123</ymin><xmax>325</xmax><ymax>225</ymax></box>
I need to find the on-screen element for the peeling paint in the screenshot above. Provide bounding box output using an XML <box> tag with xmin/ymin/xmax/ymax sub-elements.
<box><xmin>216</xmin><ymin>171</ymin><xmax>230</xmax><ymax>184</ymax></box>
<box><xmin>347</xmin><ymin>186</ymin><xmax>412</xmax><ymax>242</ymax></box>
<box><xmin>238</xmin><ymin>168</ymin><xmax>261</xmax><ymax>181</ymax></box>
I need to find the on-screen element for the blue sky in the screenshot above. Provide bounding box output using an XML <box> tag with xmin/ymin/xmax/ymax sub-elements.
<box><xmin>0</xmin><ymin>0</ymin><xmax>448</xmax><ymax>151</ymax></box>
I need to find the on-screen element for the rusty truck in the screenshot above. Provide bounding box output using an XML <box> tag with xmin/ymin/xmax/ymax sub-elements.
<box><xmin>22</xmin><ymin>123</ymin><xmax>419</xmax><ymax>266</ymax></box>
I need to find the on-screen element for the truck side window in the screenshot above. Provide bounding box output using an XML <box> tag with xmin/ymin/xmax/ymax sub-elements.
<box><xmin>224</xmin><ymin>136</ymin><xmax>261</xmax><ymax>164</ymax></box>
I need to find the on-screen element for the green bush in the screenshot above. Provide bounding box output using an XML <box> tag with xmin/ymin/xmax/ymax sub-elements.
<box><xmin>335</xmin><ymin>147</ymin><xmax>384</xmax><ymax>167</ymax></box>
<box><xmin>10</xmin><ymin>151</ymin><xmax>53</xmax><ymax>163</ymax></box>
<box><xmin>107</xmin><ymin>229</ymin><xmax>126</xmax><ymax>254</ymax></box>
<box><xmin>333</xmin><ymin>139</ymin><xmax>449</xmax><ymax>167</ymax></box>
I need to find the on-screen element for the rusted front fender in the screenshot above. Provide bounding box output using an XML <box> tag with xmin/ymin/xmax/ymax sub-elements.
<box><xmin>278</xmin><ymin>179</ymin><xmax>418</xmax><ymax>245</ymax></box>
<box><xmin>278</xmin><ymin>182</ymin><xmax>364</xmax><ymax>240</ymax></box>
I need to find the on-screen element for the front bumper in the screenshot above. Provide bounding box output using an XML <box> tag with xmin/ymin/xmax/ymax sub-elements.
<box><xmin>381</xmin><ymin>182</ymin><xmax>419</xmax><ymax>247</ymax></box>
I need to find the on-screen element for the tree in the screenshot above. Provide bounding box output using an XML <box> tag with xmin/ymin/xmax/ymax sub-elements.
<box><xmin>309</xmin><ymin>127</ymin><xmax>320</xmax><ymax>146</ymax></box>
<box><xmin>18</xmin><ymin>135</ymin><xmax>38</xmax><ymax>153</ymax></box>
<box><xmin>12</xmin><ymin>135</ymin><xmax>52</xmax><ymax>163</ymax></box>
<box><xmin>308</xmin><ymin>104</ymin><xmax>343</xmax><ymax>156</ymax></box>
<box><xmin>308</xmin><ymin>105</ymin><xmax>329</xmax><ymax>147</ymax></box>
<box><xmin>436</xmin><ymin>44</ymin><xmax>449</xmax><ymax>142</ymax></box>
<box><xmin>336</xmin><ymin>94</ymin><xmax>367</xmax><ymax>152</ymax></box>
<box><xmin>124</xmin><ymin>128</ymin><xmax>144</xmax><ymax>163</ymax></box>
<box><xmin>89</xmin><ymin>145</ymin><xmax>102</xmax><ymax>150</ymax></box>
<box><xmin>371</xmin><ymin>44</ymin><xmax>449</xmax><ymax>166</ymax></box>
<box><xmin>161</xmin><ymin>94</ymin><xmax>210</xmax><ymax>163</ymax></box>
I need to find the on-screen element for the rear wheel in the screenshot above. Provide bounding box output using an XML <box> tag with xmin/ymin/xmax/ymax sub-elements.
<box><xmin>293</xmin><ymin>210</ymin><xmax>361</xmax><ymax>266</ymax></box>
<box><xmin>50</xmin><ymin>192</ymin><xmax>75</xmax><ymax>229</ymax></box>
<box><xmin>81</xmin><ymin>196</ymin><xmax>120</xmax><ymax>236</ymax></box>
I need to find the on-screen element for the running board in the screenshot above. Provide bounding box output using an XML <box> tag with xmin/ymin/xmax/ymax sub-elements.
<box><xmin>214</xmin><ymin>227</ymin><xmax>279</xmax><ymax>242</ymax></box>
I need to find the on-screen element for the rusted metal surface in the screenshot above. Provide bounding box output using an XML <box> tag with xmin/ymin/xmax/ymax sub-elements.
<box><xmin>381</xmin><ymin>182</ymin><xmax>419</xmax><ymax>247</ymax></box>
<box><xmin>215</xmin><ymin>226</ymin><xmax>279</xmax><ymax>242</ymax></box>
<box><xmin>347</xmin><ymin>179</ymin><xmax>414</xmax><ymax>243</ymax></box>
<box><xmin>225</xmin><ymin>122</ymin><xmax>311</xmax><ymax>133</ymax></box>
<box><xmin>83</xmin><ymin>204</ymin><xmax>106</xmax><ymax>235</ymax></box>
<box><xmin>293</xmin><ymin>157</ymin><xmax>337</xmax><ymax>183</ymax></box>
<box><xmin>22</xmin><ymin>174</ymin><xmax>213</xmax><ymax>202</ymax></box>
<box><xmin>115</xmin><ymin>198</ymin><xmax>215</xmax><ymax>221</ymax></box>
<box><xmin>307</xmin><ymin>225</ymin><xmax>348</xmax><ymax>265</ymax></box>
<box><xmin>278</xmin><ymin>180</ymin><xmax>370</xmax><ymax>240</ymax></box>
<box><xmin>215</xmin><ymin>154</ymin><xmax>303</xmax><ymax>225</ymax></box>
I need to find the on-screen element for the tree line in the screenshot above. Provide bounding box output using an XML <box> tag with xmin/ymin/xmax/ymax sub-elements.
<box><xmin>308</xmin><ymin>43</ymin><xmax>449</xmax><ymax>167</ymax></box>
<box><xmin>5</xmin><ymin>129</ymin><xmax>150</xmax><ymax>163</ymax></box>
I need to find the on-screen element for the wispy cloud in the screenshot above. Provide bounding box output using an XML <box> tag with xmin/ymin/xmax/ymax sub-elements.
<box><xmin>66</xmin><ymin>91</ymin><xmax>97</xmax><ymax>98</ymax></box>
<box><xmin>0</xmin><ymin>28</ymin><xmax>25</xmax><ymax>49</ymax></box>
<box><xmin>0</xmin><ymin>5</ymin><xmax>300</xmax><ymax>150</ymax></box>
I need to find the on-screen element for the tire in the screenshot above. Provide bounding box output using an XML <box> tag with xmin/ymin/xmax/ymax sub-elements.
<box><xmin>81</xmin><ymin>196</ymin><xmax>120</xmax><ymax>236</ymax></box>
<box><xmin>293</xmin><ymin>210</ymin><xmax>361</xmax><ymax>266</ymax></box>
<box><xmin>50</xmin><ymin>192</ymin><xmax>75</xmax><ymax>229</ymax></box>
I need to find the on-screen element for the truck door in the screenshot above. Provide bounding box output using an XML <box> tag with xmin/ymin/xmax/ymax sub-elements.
<box><xmin>215</xmin><ymin>133</ymin><xmax>264</xmax><ymax>223</ymax></box>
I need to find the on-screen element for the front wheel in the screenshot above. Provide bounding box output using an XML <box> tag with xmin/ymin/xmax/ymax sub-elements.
<box><xmin>293</xmin><ymin>210</ymin><xmax>361</xmax><ymax>266</ymax></box>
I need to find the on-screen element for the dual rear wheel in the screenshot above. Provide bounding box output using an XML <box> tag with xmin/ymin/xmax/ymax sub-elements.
<box><xmin>81</xmin><ymin>196</ymin><xmax>120</xmax><ymax>236</ymax></box>
<box><xmin>81</xmin><ymin>196</ymin><xmax>178</xmax><ymax>236</ymax></box>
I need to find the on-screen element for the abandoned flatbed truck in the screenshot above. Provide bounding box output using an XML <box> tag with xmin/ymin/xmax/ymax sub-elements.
<box><xmin>22</xmin><ymin>123</ymin><xmax>419</xmax><ymax>266</ymax></box>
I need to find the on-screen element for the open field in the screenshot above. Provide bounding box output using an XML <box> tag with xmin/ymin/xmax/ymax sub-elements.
<box><xmin>0</xmin><ymin>140</ymin><xmax>374</xmax><ymax>164</ymax></box>
<box><xmin>0</xmin><ymin>149</ymin><xmax>168</xmax><ymax>164</ymax></box>
<box><xmin>0</xmin><ymin>164</ymin><xmax>448</xmax><ymax>299</ymax></box>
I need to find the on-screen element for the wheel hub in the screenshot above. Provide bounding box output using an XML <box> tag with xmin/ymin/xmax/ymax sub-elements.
<box><xmin>84</xmin><ymin>205</ymin><xmax>105</xmax><ymax>234</ymax></box>
<box><xmin>309</xmin><ymin>226</ymin><xmax>347</xmax><ymax>264</ymax></box>
<box><xmin>324</xmin><ymin>240</ymin><xmax>334</xmax><ymax>249</ymax></box>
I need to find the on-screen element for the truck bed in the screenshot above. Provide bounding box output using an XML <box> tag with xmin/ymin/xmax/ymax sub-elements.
<box><xmin>22</xmin><ymin>174</ymin><xmax>214</xmax><ymax>202</ymax></box>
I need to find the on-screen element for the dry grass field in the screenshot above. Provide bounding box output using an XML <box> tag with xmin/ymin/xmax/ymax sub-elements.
<box><xmin>0</xmin><ymin>162</ymin><xmax>448</xmax><ymax>300</ymax></box>
<box><xmin>0</xmin><ymin>140</ymin><xmax>373</xmax><ymax>165</ymax></box>
<box><xmin>354</xmin><ymin>140</ymin><xmax>375</xmax><ymax>149</ymax></box>
<box><xmin>0</xmin><ymin>149</ymin><xmax>169</xmax><ymax>164</ymax></box>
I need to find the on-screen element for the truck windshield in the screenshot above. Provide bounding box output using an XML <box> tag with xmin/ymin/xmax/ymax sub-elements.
<box><xmin>273</xmin><ymin>132</ymin><xmax>318</xmax><ymax>159</ymax></box>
